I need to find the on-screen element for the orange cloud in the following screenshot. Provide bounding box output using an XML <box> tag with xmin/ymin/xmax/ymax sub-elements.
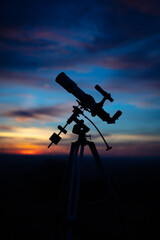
<box><xmin>0</xmin><ymin>126</ymin><xmax>72</xmax><ymax>155</ymax></box>
<box><xmin>1</xmin><ymin>126</ymin><xmax>160</xmax><ymax>156</ymax></box>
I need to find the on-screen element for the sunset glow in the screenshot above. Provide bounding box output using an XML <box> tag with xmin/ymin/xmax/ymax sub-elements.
<box><xmin>0</xmin><ymin>0</ymin><xmax>160</xmax><ymax>157</ymax></box>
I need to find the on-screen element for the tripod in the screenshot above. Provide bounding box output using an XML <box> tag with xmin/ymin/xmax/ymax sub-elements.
<box><xmin>55</xmin><ymin>121</ymin><xmax>129</xmax><ymax>240</ymax></box>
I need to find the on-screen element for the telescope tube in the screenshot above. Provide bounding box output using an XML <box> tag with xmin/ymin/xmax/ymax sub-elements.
<box><xmin>56</xmin><ymin>72</ymin><xmax>98</xmax><ymax>114</ymax></box>
<box><xmin>55</xmin><ymin>72</ymin><xmax>120</xmax><ymax>123</ymax></box>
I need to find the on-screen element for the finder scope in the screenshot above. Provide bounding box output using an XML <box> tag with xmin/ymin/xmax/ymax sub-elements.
<box><xmin>56</xmin><ymin>72</ymin><xmax>122</xmax><ymax>124</ymax></box>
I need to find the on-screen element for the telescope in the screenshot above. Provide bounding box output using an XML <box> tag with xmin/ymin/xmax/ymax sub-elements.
<box><xmin>56</xmin><ymin>72</ymin><xmax>122</xmax><ymax>124</ymax></box>
<box><xmin>48</xmin><ymin>73</ymin><xmax>129</xmax><ymax>240</ymax></box>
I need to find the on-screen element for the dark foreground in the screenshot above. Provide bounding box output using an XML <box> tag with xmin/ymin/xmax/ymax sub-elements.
<box><xmin>0</xmin><ymin>154</ymin><xmax>160</xmax><ymax>240</ymax></box>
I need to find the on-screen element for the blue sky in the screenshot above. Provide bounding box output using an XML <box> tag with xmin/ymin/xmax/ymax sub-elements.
<box><xmin>0</xmin><ymin>0</ymin><xmax>160</xmax><ymax>156</ymax></box>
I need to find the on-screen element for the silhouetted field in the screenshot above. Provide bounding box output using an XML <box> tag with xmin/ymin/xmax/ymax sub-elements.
<box><xmin>0</xmin><ymin>154</ymin><xmax>160</xmax><ymax>239</ymax></box>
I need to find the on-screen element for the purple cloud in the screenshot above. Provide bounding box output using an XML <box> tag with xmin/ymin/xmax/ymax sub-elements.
<box><xmin>2</xmin><ymin>104</ymin><xmax>71</xmax><ymax>121</ymax></box>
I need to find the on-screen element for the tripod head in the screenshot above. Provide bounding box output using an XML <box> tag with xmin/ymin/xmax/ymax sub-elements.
<box><xmin>48</xmin><ymin>106</ymin><xmax>89</xmax><ymax>147</ymax></box>
<box><xmin>48</xmin><ymin>105</ymin><xmax>112</xmax><ymax>151</ymax></box>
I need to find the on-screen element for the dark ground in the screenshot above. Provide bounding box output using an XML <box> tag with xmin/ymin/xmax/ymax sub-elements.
<box><xmin>0</xmin><ymin>154</ymin><xmax>160</xmax><ymax>240</ymax></box>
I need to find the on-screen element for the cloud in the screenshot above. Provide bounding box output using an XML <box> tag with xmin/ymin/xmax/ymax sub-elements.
<box><xmin>1</xmin><ymin>126</ymin><xmax>160</xmax><ymax>156</ymax></box>
<box><xmin>0</xmin><ymin>125</ymin><xmax>73</xmax><ymax>155</ymax></box>
<box><xmin>0</xmin><ymin>0</ymin><xmax>159</xmax><ymax>157</ymax></box>
<box><xmin>1</xmin><ymin>24</ymin><xmax>159</xmax><ymax>73</ymax></box>
<box><xmin>0</xmin><ymin>0</ymin><xmax>102</xmax><ymax>26</ymax></box>
<box><xmin>95</xmin><ymin>133</ymin><xmax>160</xmax><ymax>144</ymax></box>
<box><xmin>0</xmin><ymin>125</ymin><xmax>14</xmax><ymax>131</ymax></box>
<box><xmin>0</xmin><ymin>0</ymin><xmax>159</xmax><ymax>88</ymax></box>
<box><xmin>0</xmin><ymin>70</ymin><xmax>51</xmax><ymax>88</ymax></box>
<box><xmin>117</xmin><ymin>0</ymin><xmax>160</xmax><ymax>16</ymax></box>
<box><xmin>2</xmin><ymin>104</ymin><xmax>71</xmax><ymax>121</ymax></box>
<box><xmin>128</xmin><ymin>98</ymin><xmax>160</xmax><ymax>109</ymax></box>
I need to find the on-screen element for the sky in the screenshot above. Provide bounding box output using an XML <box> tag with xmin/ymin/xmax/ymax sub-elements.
<box><xmin>0</xmin><ymin>0</ymin><xmax>160</xmax><ymax>157</ymax></box>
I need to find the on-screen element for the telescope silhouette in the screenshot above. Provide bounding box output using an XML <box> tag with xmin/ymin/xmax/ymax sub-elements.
<box><xmin>47</xmin><ymin>73</ymin><xmax>131</xmax><ymax>240</ymax></box>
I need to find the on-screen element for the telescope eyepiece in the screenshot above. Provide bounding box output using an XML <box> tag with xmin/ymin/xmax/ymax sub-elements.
<box><xmin>112</xmin><ymin>110</ymin><xmax>122</xmax><ymax>121</ymax></box>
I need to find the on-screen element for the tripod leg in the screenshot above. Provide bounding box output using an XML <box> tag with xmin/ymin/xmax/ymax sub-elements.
<box><xmin>66</xmin><ymin>144</ymin><xmax>84</xmax><ymax>240</ymax></box>
<box><xmin>57</xmin><ymin>142</ymin><xmax>76</xmax><ymax>216</ymax></box>
<box><xmin>88</xmin><ymin>141</ymin><xmax>123</xmax><ymax>201</ymax></box>
<box><xmin>66</xmin><ymin>142</ymin><xmax>80</xmax><ymax>218</ymax></box>
<box><xmin>72</xmin><ymin>144</ymin><xmax>84</xmax><ymax>219</ymax></box>
<box><xmin>88</xmin><ymin>141</ymin><xmax>133</xmax><ymax>240</ymax></box>
<box><xmin>88</xmin><ymin>141</ymin><xmax>115</xmax><ymax>196</ymax></box>
<box><xmin>55</xmin><ymin>142</ymin><xmax>78</xmax><ymax>240</ymax></box>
